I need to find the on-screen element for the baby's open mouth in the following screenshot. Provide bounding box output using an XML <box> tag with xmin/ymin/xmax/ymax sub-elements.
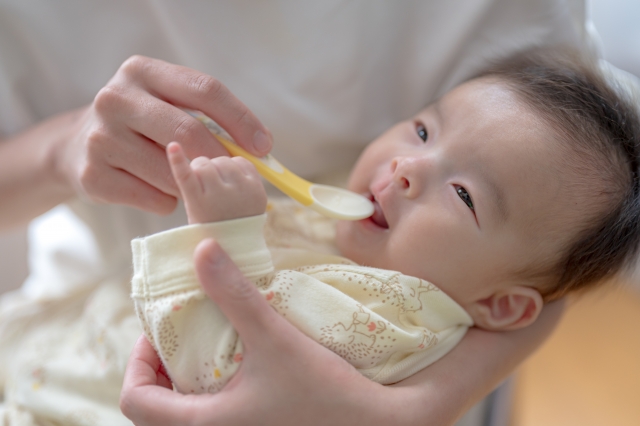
<box><xmin>369</xmin><ymin>194</ymin><xmax>389</xmax><ymax>229</ymax></box>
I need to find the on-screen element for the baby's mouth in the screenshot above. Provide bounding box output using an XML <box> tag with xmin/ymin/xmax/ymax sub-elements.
<box><xmin>369</xmin><ymin>194</ymin><xmax>389</xmax><ymax>229</ymax></box>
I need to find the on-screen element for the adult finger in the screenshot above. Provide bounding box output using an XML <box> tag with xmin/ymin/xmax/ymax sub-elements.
<box><xmin>193</xmin><ymin>238</ymin><xmax>281</xmax><ymax>349</ymax></box>
<box><xmin>122</xmin><ymin>335</ymin><xmax>172</xmax><ymax>391</ymax></box>
<box><xmin>82</xmin><ymin>165</ymin><xmax>177</xmax><ymax>215</ymax></box>
<box><xmin>109</xmin><ymin>89</ymin><xmax>229</xmax><ymax>161</ymax></box>
<box><xmin>119</xmin><ymin>56</ymin><xmax>272</xmax><ymax>156</ymax></box>
<box><xmin>102</xmin><ymin>130</ymin><xmax>180</xmax><ymax>198</ymax></box>
<box><xmin>120</xmin><ymin>336</ymin><xmax>193</xmax><ymax>425</ymax></box>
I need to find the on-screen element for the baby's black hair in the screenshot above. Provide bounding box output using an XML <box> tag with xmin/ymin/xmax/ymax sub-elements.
<box><xmin>476</xmin><ymin>47</ymin><xmax>640</xmax><ymax>301</ymax></box>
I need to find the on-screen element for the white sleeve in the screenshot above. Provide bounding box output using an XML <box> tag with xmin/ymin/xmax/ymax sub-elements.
<box><xmin>130</xmin><ymin>214</ymin><xmax>273</xmax><ymax>394</ymax></box>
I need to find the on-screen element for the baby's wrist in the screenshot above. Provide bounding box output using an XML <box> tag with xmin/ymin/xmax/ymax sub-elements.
<box><xmin>186</xmin><ymin>202</ymin><xmax>266</xmax><ymax>224</ymax></box>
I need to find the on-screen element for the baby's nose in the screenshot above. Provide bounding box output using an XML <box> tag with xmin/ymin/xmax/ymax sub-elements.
<box><xmin>391</xmin><ymin>157</ymin><xmax>423</xmax><ymax>199</ymax></box>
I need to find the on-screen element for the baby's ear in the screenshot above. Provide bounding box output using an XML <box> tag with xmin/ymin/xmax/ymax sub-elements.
<box><xmin>467</xmin><ymin>286</ymin><xmax>543</xmax><ymax>331</ymax></box>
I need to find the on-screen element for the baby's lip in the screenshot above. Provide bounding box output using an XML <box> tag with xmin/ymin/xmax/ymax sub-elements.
<box><xmin>368</xmin><ymin>192</ymin><xmax>389</xmax><ymax>229</ymax></box>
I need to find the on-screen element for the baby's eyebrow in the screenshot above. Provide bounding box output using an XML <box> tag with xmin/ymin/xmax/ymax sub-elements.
<box><xmin>433</xmin><ymin>100</ymin><xmax>444</xmax><ymax>123</ymax></box>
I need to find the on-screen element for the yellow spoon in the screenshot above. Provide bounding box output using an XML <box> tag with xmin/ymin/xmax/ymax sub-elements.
<box><xmin>184</xmin><ymin>110</ymin><xmax>374</xmax><ymax>221</ymax></box>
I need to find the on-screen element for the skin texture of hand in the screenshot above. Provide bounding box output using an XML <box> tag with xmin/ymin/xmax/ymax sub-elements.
<box><xmin>166</xmin><ymin>142</ymin><xmax>267</xmax><ymax>224</ymax></box>
<box><xmin>121</xmin><ymin>239</ymin><xmax>566</xmax><ymax>426</ymax></box>
<box><xmin>0</xmin><ymin>56</ymin><xmax>273</xmax><ymax>229</ymax></box>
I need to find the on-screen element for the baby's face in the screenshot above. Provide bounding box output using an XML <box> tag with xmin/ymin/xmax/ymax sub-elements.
<box><xmin>336</xmin><ymin>78</ymin><xmax>586</xmax><ymax>308</ymax></box>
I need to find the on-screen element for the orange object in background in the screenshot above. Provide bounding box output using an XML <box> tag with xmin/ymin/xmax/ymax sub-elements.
<box><xmin>512</xmin><ymin>284</ymin><xmax>640</xmax><ymax>426</ymax></box>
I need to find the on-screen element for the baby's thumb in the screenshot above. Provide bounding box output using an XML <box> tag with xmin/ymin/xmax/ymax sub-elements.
<box><xmin>193</xmin><ymin>238</ymin><xmax>275</xmax><ymax>348</ymax></box>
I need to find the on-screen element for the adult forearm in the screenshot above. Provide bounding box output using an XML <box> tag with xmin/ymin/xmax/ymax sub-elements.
<box><xmin>0</xmin><ymin>107</ymin><xmax>83</xmax><ymax>230</ymax></box>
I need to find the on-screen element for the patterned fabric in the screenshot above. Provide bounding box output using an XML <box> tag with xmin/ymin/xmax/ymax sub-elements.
<box><xmin>132</xmin><ymin>200</ymin><xmax>473</xmax><ymax>394</ymax></box>
<box><xmin>0</xmin><ymin>281</ymin><xmax>140</xmax><ymax>425</ymax></box>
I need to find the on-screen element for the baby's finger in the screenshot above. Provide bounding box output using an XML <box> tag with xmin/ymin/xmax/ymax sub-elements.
<box><xmin>190</xmin><ymin>156</ymin><xmax>214</xmax><ymax>170</ymax></box>
<box><xmin>231</xmin><ymin>156</ymin><xmax>261</xmax><ymax>179</ymax></box>
<box><xmin>166</xmin><ymin>142</ymin><xmax>201</xmax><ymax>197</ymax></box>
<box><xmin>206</xmin><ymin>156</ymin><xmax>260</xmax><ymax>185</ymax></box>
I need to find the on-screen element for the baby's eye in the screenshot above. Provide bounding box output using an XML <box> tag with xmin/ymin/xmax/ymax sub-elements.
<box><xmin>416</xmin><ymin>122</ymin><xmax>428</xmax><ymax>142</ymax></box>
<box><xmin>456</xmin><ymin>186</ymin><xmax>474</xmax><ymax>211</ymax></box>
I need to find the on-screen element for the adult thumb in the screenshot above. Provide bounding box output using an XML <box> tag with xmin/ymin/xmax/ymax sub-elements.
<box><xmin>193</xmin><ymin>238</ymin><xmax>277</xmax><ymax>348</ymax></box>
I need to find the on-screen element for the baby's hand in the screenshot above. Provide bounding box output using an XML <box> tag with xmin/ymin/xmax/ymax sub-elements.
<box><xmin>167</xmin><ymin>142</ymin><xmax>267</xmax><ymax>224</ymax></box>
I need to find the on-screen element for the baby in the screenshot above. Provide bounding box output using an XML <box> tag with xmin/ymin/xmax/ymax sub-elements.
<box><xmin>131</xmin><ymin>48</ymin><xmax>640</xmax><ymax>394</ymax></box>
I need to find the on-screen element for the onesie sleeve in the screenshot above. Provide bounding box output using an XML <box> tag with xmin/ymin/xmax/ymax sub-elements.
<box><xmin>131</xmin><ymin>214</ymin><xmax>273</xmax><ymax>298</ymax></box>
<box><xmin>130</xmin><ymin>214</ymin><xmax>273</xmax><ymax>394</ymax></box>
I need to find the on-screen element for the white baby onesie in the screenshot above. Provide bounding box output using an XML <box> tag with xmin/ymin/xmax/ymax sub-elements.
<box><xmin>131</xmin><ymin>201</ymin><xmax>473</xmax><ymax>394</ymax></box>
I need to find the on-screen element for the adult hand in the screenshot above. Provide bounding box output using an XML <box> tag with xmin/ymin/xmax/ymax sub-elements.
<box><xmin>53</xmin><ymin>56</ymin><xmax>272</xmax><ymax>215</ymax></box>
<box><xmin>121</xmin><ymin>238</ymin><xmax>565</xmax><ymax>426</ymax></box>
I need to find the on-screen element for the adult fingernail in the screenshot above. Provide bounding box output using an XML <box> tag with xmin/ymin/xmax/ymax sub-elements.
<box><xmin>252</xmin><ymin>130</ymin><xmax>271</xmax><ymax>155</ymax></box>
<box><xmin>208</xmin><ymin>245</ymin><xmax>229</xmax><ymax>269</ymax></box>
<box><xmin>198</xmin><ymin>240</ymin><xmax>219</xmax><ymax>267</ymax></box>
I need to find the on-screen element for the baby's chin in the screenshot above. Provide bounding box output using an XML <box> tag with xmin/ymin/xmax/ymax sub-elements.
<box><xmin>334</xmin><ymin>220</ymin><xmax>349</xmax><ymax>255</ymax></box>
<box><xmin>335</xmin><ymin>220</ymin><xmax>361</xmax><ymax>261</ymax></box>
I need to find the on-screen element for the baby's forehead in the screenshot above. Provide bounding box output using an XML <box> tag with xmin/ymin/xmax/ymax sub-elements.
<box><xmin>437</xmin><ymin>77</ymin><xmax>533</xmax><ymax>115</ymax></box>
<box><xmin>432</xmin><ymin>79</ymin><xmax>559</xmax><ymax>147</ymax></box>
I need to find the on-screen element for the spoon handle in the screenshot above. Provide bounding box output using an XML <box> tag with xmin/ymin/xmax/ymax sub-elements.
<box><xmin>184</xmin><ymin>109</ymin><xmax>373</xmax><ymax>221</ymax></box>
<box><xmin>185</xmin><ymin>110</ymin><xmax>315</xmax><ymax>206</ymax></box>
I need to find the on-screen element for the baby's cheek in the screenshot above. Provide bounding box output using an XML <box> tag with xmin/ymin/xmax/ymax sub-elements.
<box><xmin>335</xmin><ymin>221</ymin><xmax>375</xmax><ymax>266</ymax></box>
<box><xmin>335</xmin><ymin>221</ymin><xmax>363</xmax><ymax>262</ymax></box>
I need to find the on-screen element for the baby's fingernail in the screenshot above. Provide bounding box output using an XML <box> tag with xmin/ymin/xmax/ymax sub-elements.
<box><xmin>252</xmin><ymin>130</ymin><xmax>271</xmax><ymax>155</ymax></box>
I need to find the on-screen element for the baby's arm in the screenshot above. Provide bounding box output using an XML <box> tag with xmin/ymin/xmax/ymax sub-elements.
<box><xmin>133</xmin><ymin>142</ymin><xmax>271</xmax><ymax>394</ymax></box>
<box><xmin>166</xmin><ymin>141</ymin><xmax>267</xmax><ymax>224</ymax></box>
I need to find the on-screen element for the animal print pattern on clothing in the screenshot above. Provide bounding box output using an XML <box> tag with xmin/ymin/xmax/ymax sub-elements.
<box><xmin>255</xmin><ymin>263</ymin><xmax>461</xmax><ymax>381</ymax></box>
<box><xmin>318</xmin><ymin>304</ymin><xmax>393</xmax><ymax>365</ymax></box>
